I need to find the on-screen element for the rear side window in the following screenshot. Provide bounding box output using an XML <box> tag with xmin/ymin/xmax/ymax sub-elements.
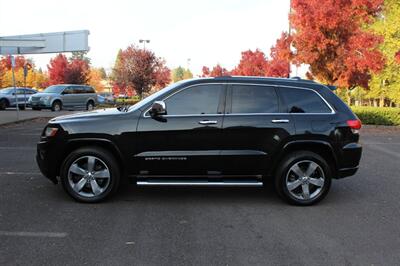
<box><xmin>280</xmin><ymin>88</ymin><xmax>332</xmax><ymax>113</ymax></box>
<box><xmin>165</xmin><ymin>84</ymin><xmax>223</xmax><ymax>115</ymax></box>
<box><xmin>230</xmin><ymin>85</ymin><xmax>279</xmax><ymax>113</ymax></box>
<box><xmin>63</xmin><ymin>87</ymin><xmax>75</xmax><ymax>94</ymax></box>
<box><xmin>84</xmin><ymin>86</ymin><xmax>95</xmax><ymax>93</ymax></box>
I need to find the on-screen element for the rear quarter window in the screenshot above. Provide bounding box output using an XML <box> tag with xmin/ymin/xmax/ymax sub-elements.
<box><xmin>279</xmin><ymin>87</ymin><xmax>332</xmax><ymax>113</ymax></box>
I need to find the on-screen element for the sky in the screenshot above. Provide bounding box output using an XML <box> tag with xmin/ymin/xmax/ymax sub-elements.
<box><xmin>0</xmin><ymin>0</ymin><xmax>291</xmax><ymax>75</ymax></box>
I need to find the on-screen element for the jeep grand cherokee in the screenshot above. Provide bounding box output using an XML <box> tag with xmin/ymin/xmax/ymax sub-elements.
<box><xmin>36</xmin><ymin>77</ymin><xmax>362</xmax><ymax>205</ymax></box>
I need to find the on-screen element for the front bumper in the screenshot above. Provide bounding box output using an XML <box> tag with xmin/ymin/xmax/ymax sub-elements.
<box><xmin>36</xmin><ymin>140</ymin><xmax>59</xmax><ymax>184</ymax></box>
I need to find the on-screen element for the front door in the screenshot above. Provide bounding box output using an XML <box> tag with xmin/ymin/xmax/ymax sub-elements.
<box><xmin>135</xmin><ymin>83</ymin><xmax>226</xmax><ymax>176</ymax></box>
<box><xmin>220</xmin><ymin>84</ymin><xmax>295</xmax><ymax>175</ymax></box>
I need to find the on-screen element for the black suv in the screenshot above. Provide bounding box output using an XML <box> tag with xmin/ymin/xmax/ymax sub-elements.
<box><xmin>36</xmin><ymin>77</ymin><xmax>362</xmax><ymax>205</ymax></box>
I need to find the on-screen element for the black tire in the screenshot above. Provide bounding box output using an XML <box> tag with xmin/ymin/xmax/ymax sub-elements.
<box><xmin>51</xmin><ymin>101</ymin><xmax>62</xmax><ymax>112</ymax></box>
<box><xmin>274</xmin><ymin>151</ymin><xmax>332</xmax><ymax>206</ymax></box>
<box><xmin>86</xmin><ymin>100</ymin><xmax>95</xmax><ymax>111</ymax></box>
<box><xmin>18</xmin><ymin>105</ymin><xmax>26</xmax><ymax>110</ymax></box>
<box><xmin>32</xmin><ymin>107</ymin><xmax>42</xmax><ymax>111</ymax></box>
<box><xmin>0</xmin><ymin>99</ymin><xmax>8</xmax><ymax>110</ymax></box>
<box><xmin>60</xmin><ymin>147</ymin><xmax>121</xmax><ymax>203</ymax></box>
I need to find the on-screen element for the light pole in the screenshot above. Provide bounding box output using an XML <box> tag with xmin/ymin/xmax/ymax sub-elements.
<box><xmin>139</xmin><ymin>39</ymin><xmax>150</xmax><ymax>49</ymax></box>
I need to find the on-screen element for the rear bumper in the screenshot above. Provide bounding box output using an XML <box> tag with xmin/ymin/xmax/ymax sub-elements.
<box><xmin>336</xmin><ymin>142</ymin><xmax>362</xmax><ymax>179</ymax></box>
<box><xmin>337</xmin><ymin>166</ymin><xmax>359</xmax><ymax>179</ymax></box>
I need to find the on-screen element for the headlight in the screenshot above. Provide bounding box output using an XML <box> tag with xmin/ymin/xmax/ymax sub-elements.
<box><xmin>44</xmin><ymin>127</ymin><xmax>59</xmax><ymax>137</ymax></box>
<box><xmin>40</xmin><ymin>96</ymin><xmax>51</xmax><ymax>101</ymax></box>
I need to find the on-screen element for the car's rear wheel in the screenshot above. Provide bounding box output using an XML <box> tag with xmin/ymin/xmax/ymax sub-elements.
<box><xmin>51</xmin><ymin>101</ymin><xmax>62</xmax><ymax>112</ymax></box>
<box><xmin>32</xmin><ymin>107</ymin><xmax>41</xmax><ymax>111</ymax></box>
<box><xmin>0</xmin><ymin>99</ymin><xmax>8</xmax><ymax>110</ymax></box>
<box><xmin>86</xmin><ymin>100</ymin><xmax>95</xmax><ymax>111</ymax></box>
<box><xmin>60</xmin><ymin>147</ymin><xmax>120</xmax><ymax>203</ymax></box>
<box><xmin>274</xmin><ymin>151</ymin><xmax>331</xmax><ymax>206</ymax></box>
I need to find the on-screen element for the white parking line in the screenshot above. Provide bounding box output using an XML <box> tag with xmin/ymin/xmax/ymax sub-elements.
<box><xmin>0</xmin><ymin>231</ymin><xmax>67</xmax><ymax>238</ymax></box>
<box><xmin>0</xmin><ymin>172</ymin><xmax>41</xmax><ymax>175</ymax></box>
<box><xmin>0</xmin><ymin>147</ymin><xmax>35</xmax><ymax>150</ymax></box>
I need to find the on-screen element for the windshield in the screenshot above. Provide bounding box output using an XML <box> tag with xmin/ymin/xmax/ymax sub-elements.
<box><xmin>0</xmin><ymin>88</ymin><xmax>14</xmax><ymax>94</ymax></box>
<box><xmin>43</xmin><ymin>85</ymin><xmax>66</xmax><ymax>94</ymax></box>
<box><xmin>128</xmin><ymin>81</ymin><xmax>185</xmax><ymax>111</ymax></box>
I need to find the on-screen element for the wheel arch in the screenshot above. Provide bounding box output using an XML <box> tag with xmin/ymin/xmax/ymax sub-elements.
<box><xmin>51</xmin><ymin>98</ymin><xmax>63</xmax><ymax>106</ymax></box>
<box><xmin>0</xmin><ymin>97</ymin><xmax>10</xmax><ymax>107</ymax></box>
<box><xmin>60</xmin><ymin>138</ymin><xmax>126</xmax><ymax>179</ymax></box>
<box><xmin>269</xmin><ymin>140</ymin><xmax>338</xmax><ymax>178</ymax></box>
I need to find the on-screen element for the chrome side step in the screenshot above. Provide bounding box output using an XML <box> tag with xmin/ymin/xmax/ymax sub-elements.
<box><xmin>137</xmin><ymin>181</ymin><xmax>263</xmax><ymax>187</ymax></box>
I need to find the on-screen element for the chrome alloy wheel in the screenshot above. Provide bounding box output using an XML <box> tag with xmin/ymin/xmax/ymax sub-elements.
<box><xmin>285</xmin><ymin>160</ymin><xmax>325</xmax><ymax>200</ymax></box>
<box><xmin>67</xmin><ymin>156</ymin><xmax>111</xmax><ymax>198</ymax></box>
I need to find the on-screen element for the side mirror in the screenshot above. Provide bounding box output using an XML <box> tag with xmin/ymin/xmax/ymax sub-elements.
<box><xmin>149</xmin><ymin>101</ymin><xmax>167</xmax><ymax>117</ymax></box>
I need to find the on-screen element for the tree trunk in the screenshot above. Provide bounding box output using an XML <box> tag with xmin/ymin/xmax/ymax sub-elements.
<box><xmin>347</xmin><ymin>90</ymin><xmax>352</xmax><ymax>106</ymax></box>
<box><xmin>379</xmin><ymin>96</ymin><xmax>385</xmax><ymax>107</ymax></box>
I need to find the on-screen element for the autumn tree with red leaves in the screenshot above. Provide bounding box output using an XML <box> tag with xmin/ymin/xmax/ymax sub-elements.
<box><xmin>47</xmin><ymin>54</ymin><xmax>68</xmax><ymax>84</ymax></box>
<box><xmin>290</xmin><ymin>0</ymin><xmax>385</xmax><ymax>92</ymax></box>
<box><xmin>201</xmin><ymin>64</ymin><xmax>230</xmax><ymax>77</ymax></box>
<box><xmin>0</xmin><ymin>55</ymin><xmax>32</xmax><ymax>70</ymax></box>
<box><xmin>47</xmin><ymin>54</ymin><xmax>90</xmax><ymax>85</ymax></box>
<box><xmin>232</xmin><ymin>49</ymin><xmax>267</xmax><ymax>76</ymax></box>
<box><xmin>266</xmin><ymin>32</ymin><xmax>292</xmax><ymax>77</ymax></box>
<box><xmin>65</xmin><ymin>59</ymin><xmax>90</xmax><ymax>84</ymax></box>
<box><xmin>112</xmin><ymin>45</ymin><xmax>171</xmax><ymax>99</ymax></box>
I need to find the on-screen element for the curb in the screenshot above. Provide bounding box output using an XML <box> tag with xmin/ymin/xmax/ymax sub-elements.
<box><xmin>0</xmin><ymin>117</ymin><xmax>52</xmax><ymax>127</ymax></box>
<box><xmin>362</xmin><ymin>124</ymin><xmax>400</xmax><ymax>129</ymax></box>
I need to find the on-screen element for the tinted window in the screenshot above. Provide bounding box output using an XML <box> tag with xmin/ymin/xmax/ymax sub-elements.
<box><xmin>25</xmin><ymin>89</ymin><xmax>36</xmax><ymax>94</ymax></box>
<box><xmin>43</xmin><ymin>85</ymin><xmax>66</xmax><ymax>93</ymax></box>
<box><xmin>85</xmin><ymin>86</ymin><xmax>95</xmax><ymax>93</ymax></box>
<box><xmin>231</xmin><ymin>85</ymin><xmax>279</xmax><ymax>113</ymax></box>
<box><xmin>73</xmin><ymin>87</ymin><xmax>85</xmax><ymax>94</ymax></box>
<box><xmin>165</xmin><ymin>84</ymin><xmax>222</xmax><ymax>115</ymax></box>
<box><xmin>280</xmin><ymin>88</ymin><xmax>331</xmax><ymax>113</ymax></box>
<box><xmin>63</xmin><ymin>87</ymin><xmax>75</xmax><ymax>94</ymax></box>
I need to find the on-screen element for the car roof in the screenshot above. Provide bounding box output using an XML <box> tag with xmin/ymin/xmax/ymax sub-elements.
<box><xmin>52</xmin><ymin>84</ymin><xmax>92</xmax><ymax>87</ymax></box>
<box><xmin>181</xmin><ymin>76</ymin><xmax>332</xmax><ymax>92</ymax></box>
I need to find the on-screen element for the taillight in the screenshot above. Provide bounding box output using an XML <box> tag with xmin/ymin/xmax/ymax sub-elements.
<box><xmin>347</xmin><ymin>119</ymin><xmax>362</xmax><ymax>131</ymax></box>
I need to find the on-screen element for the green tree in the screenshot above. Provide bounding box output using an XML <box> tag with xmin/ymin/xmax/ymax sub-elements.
<box><xmin>369</xmin><ymin>0</ymin><xmax>400</xmax><ymax>106</ymax></box>
<box><xmin>172</xmin><ymin>66</ymin><xmax>193</xmax><ymax>82</ymax></box>
<box><xmin>70</xmin><ymin>51</ymin><xmax>91</xmax><ymax>65</ymax></box>
<box><xmin>172</xmin><ymin>66</ymin><xmax>185</xmax><ymax>82</ymax></box>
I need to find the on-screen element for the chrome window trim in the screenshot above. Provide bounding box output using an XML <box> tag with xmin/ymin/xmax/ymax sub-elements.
<box><xmin>143</xmin><ymin>82</ymin><xmax>335</xmax><ymax>118</ymax></box>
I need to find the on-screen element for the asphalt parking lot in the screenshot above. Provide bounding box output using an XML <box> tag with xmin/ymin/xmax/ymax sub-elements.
<box><xmin>0</xmin><ymin>119</ymin><xmax>399</xmax><ymax>265</ymax></box>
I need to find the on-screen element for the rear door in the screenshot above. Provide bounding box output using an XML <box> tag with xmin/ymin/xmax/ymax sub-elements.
<box><xmin>220</xmin><ymin>83</ymin><xmax>295</xmax><ymax>175</ymax></box>
<box><xmin>135</xmin><ymin>83</ymin><xmax>226</xmax><ymax>176</ymax></box>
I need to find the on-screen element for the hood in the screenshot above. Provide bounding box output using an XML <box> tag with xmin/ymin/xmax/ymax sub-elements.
<box><xmin>50</xmin><ymin>108</ymin><xmax>124</xmax><ymax>123</ymax></box>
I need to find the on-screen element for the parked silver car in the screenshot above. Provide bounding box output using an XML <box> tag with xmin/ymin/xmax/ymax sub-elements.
<box><xmin>0</xmin><ymin>87</ymin><xmax>37</xmax><ymax>110</ymax></box>
<box><xmin>29</xmin><ymin>84</ymin><xmax>97</xmax><ymax>111</ymax></box>
<box><xmin>97</xmin><ymin>92</ymin><xmax>115</xmax><ymax>104</ymax></box>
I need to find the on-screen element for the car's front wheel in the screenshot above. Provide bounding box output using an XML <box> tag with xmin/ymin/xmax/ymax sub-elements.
<box><xmin>51</xmin><ymin>101</ymin><xmax>62</xmax><ymax>112</ymax></box>
<box><xmin>60</xmin><ymin>147</ymin><xmax>120</xmax><ymax>203</ymax></box>
<box><xmin>274</xmin><ymin>151</ymin><xmax>332</xmax><ymax>206</ymax></box>
<box><xmin>0</xmin><ymin>99</ymin><xmax>8</xmax><ymax>110</ymax></box>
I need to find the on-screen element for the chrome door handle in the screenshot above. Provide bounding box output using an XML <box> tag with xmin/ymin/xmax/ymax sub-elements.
<box><xmin>199</xmin><ymin>120</ymin><xmax>218</xmax><ymax>125</ymax></box>
<box><xmin>271</xmin><ymin>119</ymin><xmax>289</xmax><ymax>123</ymax></box>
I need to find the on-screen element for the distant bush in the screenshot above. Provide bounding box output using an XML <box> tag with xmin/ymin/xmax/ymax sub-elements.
<box><xmin>351</xmin><ymin>107</ymin><xmax>400</xmax><ymax>126</ymax></box>
<box><xmin>115</xmin><ymin>98</ymin><xmax>140</xmax><ymax>105</ymax></box>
